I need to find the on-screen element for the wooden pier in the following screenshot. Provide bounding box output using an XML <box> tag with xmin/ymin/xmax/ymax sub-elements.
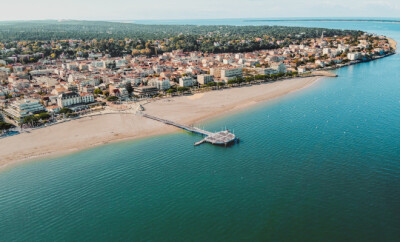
<box><xmin>140</xmin><ymin>113</ymin><xmax>237</xmax><ymax>146</ymax></box>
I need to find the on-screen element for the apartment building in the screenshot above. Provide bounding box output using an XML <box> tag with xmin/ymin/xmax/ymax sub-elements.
<box><xmin>197</xmin><ymin>74</ymin><xmax>214</xmax><ymax>85</ymax></box>
<box><xmin>148</xmin><ymin>78</ymin><xmax>171</xmax><ymax>90</ymax></box>
<box><xmin>57</xmin><ymin>92</ymin><xmax>94</xmax><ymax>108</ymax></box>
<box><xmin>179</xmin><ymin>77</ymin><xmax>194</xmax><ymax>87</ymax></box>
<box><xmin>3</xmin><ymin>98</ymin><xmax>46</xmax><ymax>122</ymax></box>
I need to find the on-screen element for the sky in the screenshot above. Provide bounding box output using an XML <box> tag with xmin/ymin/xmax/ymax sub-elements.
<box><xmin>0</xmin><ymin>0</ymin><xmax>399</xmax><ymax>21</ymax></box>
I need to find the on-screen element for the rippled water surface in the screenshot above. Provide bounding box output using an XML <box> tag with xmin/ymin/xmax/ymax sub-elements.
<box><xmin>1</xmin><ymin>20</ymin><xmax>400</xmax><ymax>241</ymax></box>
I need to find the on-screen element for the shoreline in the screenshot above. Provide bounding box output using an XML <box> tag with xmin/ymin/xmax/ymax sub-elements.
<box><xmin>0</xmin><ymin>76</ymin><xmax>322</xmax><ymax>171</ymax></box>
<box><xmin>1</xmin><ymin>34</ymin><xmax>397</xmax><ymax>172</ymax></box>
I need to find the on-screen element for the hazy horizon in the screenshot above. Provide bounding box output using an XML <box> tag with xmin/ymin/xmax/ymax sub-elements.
<box><xmin>1</xmin><ymin>17</ymin><xmax>400</xmax><ymax>23</ymax></box>
<box><xmin>0</xmin><ymin>0</ymin><xmax>399</xmax><ymax>21</ymax></box>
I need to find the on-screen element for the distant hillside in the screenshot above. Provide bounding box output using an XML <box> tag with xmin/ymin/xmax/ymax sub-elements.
<box><xmin>0</xmin><ymin>20</ymin><xmax>363</xmax><ymax>41</ymax></box>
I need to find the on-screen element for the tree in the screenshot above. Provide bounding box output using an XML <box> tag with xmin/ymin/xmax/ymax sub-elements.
<box><xmin>206</xmin><ymin>82</ymin><xmax>216</xmax><ymax>87</ymax></box>
<box><xmin>38</xmin><ymin>112</ymin><xmax>51</xmax><ymax>120</ymax></box>
<box><xmin>22</xmin><ymin>115</ymin><xmax>40</xmax><ymax>127</ymax></box>
<box><xmin>106</xmin><ymin>96</ymin><xmax>119</xmax><ymax>101</ymax></box>
<box><xmin>227</xmin><ymin>79</ymin><xmax>238</xmax><ymax>85</ymax></box>
<box><xmin>131</xmin><ymin>49</ymin><xmax>140</xmax><ymax>56</ymax></box>
<box><xmin>106</xmin><ymin>61</ymin><xmax>116</xmax><ymax>69</ymax></box>
<box><xmin>94</xmin><ymin>88</ymin><xmax>103</xmax><ymax>95</ymax></box>
<box><xmin>125</xmin><ymin>83</ymin><xmax>133</xmax><ymax>96</ymax></box>
<box><xmin>166</xmin><ymin>89</ymin><xmax>175</xmax><ymax>94</ymax></box>
<box><xmin>59</xmin><ymin>107</ymin><xmax>73</xmax><ymax>114</ymax></box>
<box><xmin>245</xmin><ymin>77</ymin><xmax>253</xmax><ymax>82</ymax></box>
<box><xmin>0</xmin><ymin>121</ymin><xmax>15</xmax><ymax>132</ymax></box>
<box><xmin>177</xmin><ymin>87</ymin><xmax>189</xmax><ymax>93</ymax></box>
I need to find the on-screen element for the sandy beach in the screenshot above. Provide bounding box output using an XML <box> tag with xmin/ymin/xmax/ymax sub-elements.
<box><xmin>0</xmin><ymin>76</ymin><xmax>321</xmax><ymax>170</ymax></box>
<box><xmin>388</xmin><ymin>37</ymin><xmax>397</xmax><ymax>50</ymax></box>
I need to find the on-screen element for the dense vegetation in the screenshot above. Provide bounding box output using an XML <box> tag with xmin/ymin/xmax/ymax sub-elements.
<box><xmin>0</xmin><ymin>20</ymin><xmax>362</xmax><ymax>41</ymax></box>
<box><xmin>0</xmin><ymin>20</ymin><xmax>364</xmax><ymax>58</ymax></box>
<box><xmin>0</xmin><ymin>121</ymin><xmax>15</xmax><ymax>131</ymax></box>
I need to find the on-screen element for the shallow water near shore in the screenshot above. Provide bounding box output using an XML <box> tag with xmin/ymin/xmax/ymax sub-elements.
<box><xmin>1</xmin><ymin>20</ymin><xmax>400</xmax><ymax>241</ymax></box>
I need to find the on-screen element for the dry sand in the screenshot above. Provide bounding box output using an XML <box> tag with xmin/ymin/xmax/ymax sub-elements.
<box><xmin>0</xmin><ymin>76</ymin><xmax>321</xmax><ymax>170</ymax></box>
<box><xmin>388</xmin><ymin>37</ymin><xmax>397</xmax><ymax>50</ymax></box>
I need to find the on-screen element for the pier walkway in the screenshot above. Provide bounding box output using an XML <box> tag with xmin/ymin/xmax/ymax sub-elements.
<box><xmin>139</xmin><ymin>113</ymin><xmax>237</xmax><ymax>146</ymax></box>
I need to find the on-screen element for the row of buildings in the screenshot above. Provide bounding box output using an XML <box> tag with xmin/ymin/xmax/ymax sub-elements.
<box><xmin>0</xmin><ymin>33</ymin><xmax>393</xmax><ymax>124</ymax></box>
<box><xmin>2</xmin><ymin>91</ymin><xmax>95</xmax><ymax>123</ymax></box>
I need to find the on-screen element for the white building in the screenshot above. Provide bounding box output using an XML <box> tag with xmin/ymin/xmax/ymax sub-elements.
<box><xmin>211</xmin><ymin>67</ymin><xmax>243</xmax><ymax>82</ymax></box>
<box><xmin>34</xmin><ymin>76</ymin><xmax>58</xmax><ymax>87</ymax></box>
<box><xmin>3</xmin><ymin>99</ymin><xmax>46</xmax><ymax>122</ymax></box>
<box><xmin>124</xmin><ymin>77</ymin><xmax>142</xmax><ymax>86</ymax></box>
<box><xmin>68</xmin><ymin>73</ymin><xmax>87</xmax><ymax>83</ymax></box>
<box><xmin>235</xmin><ymin>53</ymin><xmax>244</xmax><ymax>59</ymax></box>
<box><xmin>13</xmin><ymin>66</ymin><xmax>25</xmax><ymax>73</ymax></box>
<box><xmin>30</xmin><ymin>69</ymin><xmax>55</xmax><ymax>76</ymax></box>
<box><xmin>66</xmin><ymin>63</ymin><xmax>79</xmax><ymax>71</ymax></box>
<box><xmin>323</xmin><ymin>48</ymin><xmax>331</xmax><ymax>55</ymax></box>
<box><xmin>89</xmin><ymin>53</ymin><xmax>103</xmax><ymax>58</ymax></box>
<box><xmin>79</xmin><ymin>64</ymin><xmax>89</xmax><ymax>71</ymax></box>
<box><xmin>315</xmin><ymin>60</ymin><xmax>326</xmax><ymax>67</ymax></box>
<box><xmin>80</xmin><ymin>93</ymin><xmax>95</xmax><ymax>103</ymax></box>
<box><xmin>347</xmin><ymin>52</ymin><xmax>362</xmax><ymax>61</ymax></box>
<box><xmin>338</xmin><ymin>44</ymin><xmax>349</xmax><ymax>52</ymax></box>
<box><xmin>148</xmin><ymin>78</ymin><xmax>171</xmax><ymax>90</ymax></box>
<box><xmin>197</xmin><ymin>74</ymin><xmax>214</xmax><ymax>85</ymax></box>
<box><xmin>221</xmin><ymin>67</ymin><xmax>243</xmax><ymax>79</ymax></box>
<box><xmin>57</xmin><ymin>92</ymin><xmax>94</xmax><ymax>108</ymax></box>
<box><xmin>57</xmin><ymin>92</ymin><xmax>81</xmax><ymax>107</ymax></box>
<box><xmin>90</xmin><ymin>61</ymin><xmax>106</xmax><ymax>69</ymax></box>
<box><xmin>297</xmin><ymin>66</ymin><xmax>307</xmax><ymax>74</ymax></box>
<box><xmin>223</xmin><ymin>59</ymin><xmax>234</xmax><ymax>65</ymax></box>
<box><xmin>270</xmin><ymin>63</ymin><xmax>287</xmax><ymax>74</ymax></box>
<box><xmin>0</xmin><ymin>71</ymin><xmax>7</xmax><ymax>81</ymax></box>
<box><xmin>255</xmin><ymin>68</ymin><xmax>278</xmax><ymax>75</ymax></box>
<box><xmin>0</xmin><ymin>67</ymin><xmax>11</xmax><ymax>74</ymax></box>
<box><xmin>116</xmin><ymin>59</ymin><xmax>128</xmax><ymax>68</ymax></box>
<box><xmin>179</xmin><ymin>77</ymin><xmax>194</xmax><ymax>87</ymax></box>
<box><xmin>374</xmin><ymin>48</ymin><xmax>385</xmax><ymax>56</ymax></box>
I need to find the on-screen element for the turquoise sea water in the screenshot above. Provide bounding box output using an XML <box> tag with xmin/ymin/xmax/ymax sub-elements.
<box><xmin>1</xmin><ymin>20</ymin><xmax>400</xmax><ymax>241</ymax></box>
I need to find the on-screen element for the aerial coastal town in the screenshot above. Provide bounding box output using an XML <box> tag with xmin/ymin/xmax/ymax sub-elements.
<box><xmin>0</xmin><ymin>32</ymin><xmax>395</xmax><ymax>135</ymax></box>
<box><xmin>3</xmin><ymin>0</ymin><xmax>400</xmax><ymax>237</ymax></box>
